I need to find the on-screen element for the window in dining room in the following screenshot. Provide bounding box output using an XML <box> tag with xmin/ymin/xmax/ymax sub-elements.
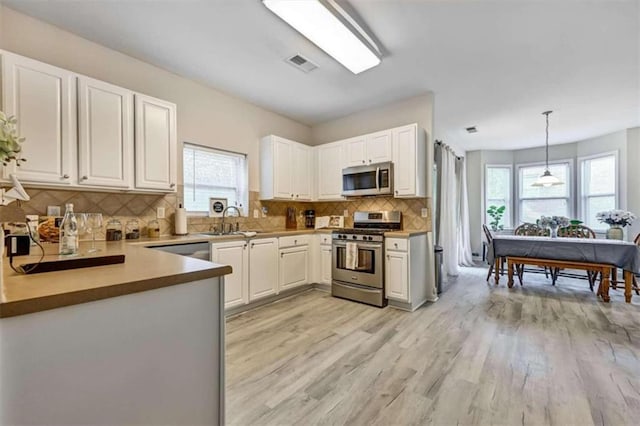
<box><xmin>485</xmin><ymin>165</ymin><xmax>512</xmax><ymax>228</ymax></box>
<box><xmin>580</xmin><ymin>152</ymin><xmax>617</xmax><ymax>229</ymax></box>
<box><xmin>517</xmin><ymin>161</ymin><xmax>571</xmax><ymax>224</ymax></box>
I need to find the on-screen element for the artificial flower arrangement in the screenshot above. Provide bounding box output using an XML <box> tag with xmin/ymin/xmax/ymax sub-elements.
<box><xmin>596</xmin><ymin>210</ymin><xmax>636</xmax><ymax>227</ymax></box>
<box><xmin>0</xmin><ymin>111</ymin><xmax>26</xmax><ymax>166</ymax></box>
<box><xmin>537</xmin><ymin>215</ymin><xmax>570</xmax><ymax>229</ymax></box>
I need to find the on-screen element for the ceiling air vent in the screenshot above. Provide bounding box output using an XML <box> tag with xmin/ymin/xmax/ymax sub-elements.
<box><xmin>286</xmin><ymin>54</ymin><xmax>318</xmax><ymax>73</ymax></box>
<box><xmin>466</xmin><ymin>126</ymin><xmax>478</xmax><ymax>134</ymax></box>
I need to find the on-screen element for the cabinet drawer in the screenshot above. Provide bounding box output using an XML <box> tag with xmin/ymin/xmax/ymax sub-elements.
<box><xmin>279</xmin><ymin>234</ymin><xmax>311</xmax><ymax>248</ymax></box>
<box><xmin>319</xmin><ymin>234</ymin><xmax>332</xmax><ymax>245</ymax></box>
<box><xmin>386</xmin><ymin>238</ymin><xmax>408</xmax><ymax>252</ymax></box>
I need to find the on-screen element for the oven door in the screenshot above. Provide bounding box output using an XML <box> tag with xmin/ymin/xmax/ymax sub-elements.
<box><xmin>332</xmin><ymin>241</ymin><xmax>383</xmax><ymax>288</ymax></box>
<box><xmin>342</xmin><ymin>162</ymin><xmax>393</xmax><ymax>196</ymax></box>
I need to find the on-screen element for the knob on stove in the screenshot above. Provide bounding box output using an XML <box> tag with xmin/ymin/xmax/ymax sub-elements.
<box><xmin>352</xmin><ymin>235</ymin><xmax>357</xmax><ymax>240</ymax></box>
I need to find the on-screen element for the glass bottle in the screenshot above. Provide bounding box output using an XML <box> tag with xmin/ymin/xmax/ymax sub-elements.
<box><xmin>59</xmin><ymin>203</ymin><xmax>78</xmax><ymax>255</ymax></box>
<box><xmin>148</xmin><ymin>219</ymin><xmax>160</xmax><ymax>238</ymax></box>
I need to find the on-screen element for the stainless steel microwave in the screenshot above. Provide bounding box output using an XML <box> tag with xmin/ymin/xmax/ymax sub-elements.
<box><xmin>342</xmin><ymin>162</ymin><xmax>393</xmax><ymax>197</ymax></box>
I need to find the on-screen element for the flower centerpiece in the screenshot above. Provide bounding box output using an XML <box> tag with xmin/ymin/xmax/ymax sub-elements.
<box><xmin>536</xmin><ymin>215</ymin><xmax>570</xmax><ymax>238</ymax></box>
<box><xmin>0</xmin><ymin>111</ymin><xmax>27</xmax><ymax>167</ymax></box>
<box><xmin>596</xmin><ymin>209</ymin><xmax>636</xmax><ymax>240</ymax></box>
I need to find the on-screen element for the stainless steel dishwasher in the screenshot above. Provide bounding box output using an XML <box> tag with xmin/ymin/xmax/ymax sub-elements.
<box><xmin>150</xmin><ymin>242</ymin><xmax>210</xmax><ymax>261</ymax></box>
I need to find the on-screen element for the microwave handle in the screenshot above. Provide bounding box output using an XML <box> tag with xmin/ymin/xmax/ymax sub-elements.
<box><xmin>376</xmin><ymin>167</ymin><xmax>380</xmax><ymax>192</ymax></box>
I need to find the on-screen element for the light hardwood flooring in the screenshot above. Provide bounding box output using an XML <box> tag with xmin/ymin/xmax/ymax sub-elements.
<box><xmin>226</xmin><ymin>266</ymin><xmax>640</xmax><ymax>425</ymax></box>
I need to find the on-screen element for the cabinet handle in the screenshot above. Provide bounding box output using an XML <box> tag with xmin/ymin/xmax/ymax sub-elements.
<box><xmin>291</xmin><ymin>193</ymin><xmax>294</xmax><ymax>198</ymax></box>
<box><xmin>296</xmin><ymin>194</ymin><xmax>299</xmax><ymax>198</ymax></box>
<box><xmin>170</xmin><ymin>183</ymin><xmax>176</xmax><ymax>188</ymax></box>
<box><xmin>394</xmin><ymin>243</ymin><xmax>398</xmax><ymax>248</ymax></box>
<box><xmin>294</xmin><ymin>240</ymin><xmax>297</xmax><ymax>245</ymax></box>
<box><xmin>62</xmin><ymin>174</ymin><xmax>69</xmax><ymax>179</ymax></box>
<box><xmin>395</xmin><ymin>190</ymin><xmax>399</xmax><ymax>195</ymax></box>
<box><xmin>362</xmin><ymin>160</ymin><xmax>365</xmax><ymax>164</ymax></box>
<box><xmin>281</xmin><ymin>252</ymin><xmax>284</xmax><ymax>258</ymax></box>
<box><xmin>387</xmin><ymin>255</ymin><xmax>390</xmax><ymax>259</ymax></box>
<box><xmin>251</xmin><ymin>243</ymin><xmax>255</xmax><ymax>248</ymax></box>
<box><xmin>81</xmin><ymin>175</ymin><xmax>88</xmax><ymax>180</ymax></box>
<box><xmin>244</xmin><ymin>244</ymin><xmax>247</xmax><ymax>250</ymax></box>
<box><xmin>369</xmin><ymin>159</ymin><xmax>372</xmax><ymax>163</ymax></box>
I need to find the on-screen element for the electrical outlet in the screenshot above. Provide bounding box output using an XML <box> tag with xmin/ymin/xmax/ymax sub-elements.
<box><xmin>253</xmin><ymin>209</ymin><xmax>259</xmax><ymax>219</ymax></box>
<box><xmin>156</xmin><ymin>207</ymin><xmax>165</xmax><ymax>219</ymax></box>
<box><xmin>343</xmin><ymin>209</ymin><xmax>349</xmax><ymax>217</ymax></box>
<box><xmin>421</xmin><ymin>208</ymin><xmax>429</xmax><ymax>218</ymax></box>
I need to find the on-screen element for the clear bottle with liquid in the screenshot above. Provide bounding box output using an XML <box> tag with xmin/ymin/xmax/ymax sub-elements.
<box><xmin>59</xmin><ymin>203</ymin><xmax>79</xmax><ymax>255</ymax></box>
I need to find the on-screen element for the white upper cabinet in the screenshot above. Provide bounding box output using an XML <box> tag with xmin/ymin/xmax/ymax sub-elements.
<box><xmin>292</xmin><ymin>143</ymin><xmax>312</xmax><ymax>200</ymax></box>
<box><xmin>316</xmin><ymin>141</ymin><xmax>345</xmax><ymax>200</ymax></box>
<box><xmin>392</xmin><ymin>123</ymin><xmax>426</xmax><ymax>198</ymax></box>
<box><xmin>260</xmin><ymin>135</ymin><xmax>313</xmax><ymax>201</ymax></box>
<box><xmin>134</xmin><ymin>94</ymin><xmax>177</xmax><ymax>192</ymax></box>
<box><xmin>1</xmin><ymin>51</ymin><xmax>76</xmax><ymax>185</ymax></box>
<box><xmin>344</xmin><ymin>131</ymin><xmax>392</xmax><ymax>167</ymax></box>
<box><xmin>78</xmin><ymin>76</ymin><xmax>133</xmax><ymax>188</ymax></box>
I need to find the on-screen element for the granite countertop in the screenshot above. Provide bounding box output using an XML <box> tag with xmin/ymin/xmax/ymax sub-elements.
<box><xmin>384</xmin><ymin>230</ymin><xmax>429</xmax><ymax>238</ymax></box>
<box><xmin>0</xmin><ymin>241</ymin><xmax>231</xmax><ymax>318</ymax></box>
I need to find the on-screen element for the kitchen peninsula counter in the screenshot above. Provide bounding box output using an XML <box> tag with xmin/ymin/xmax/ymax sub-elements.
<box><xmin>0</xmin><ymin>241</ymin><xmax>231</xmax><ymax>318</ymax></box>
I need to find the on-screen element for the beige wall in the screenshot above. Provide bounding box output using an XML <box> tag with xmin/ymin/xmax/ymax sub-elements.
<box><xmin>0</xmin><ymin>6</ymin><xmax>312</xmax><ymax>194</ymax></box>
<box><xmin>311</xmin><ymin>93</ymin><xmax>434</xmax><ymax>145</ymax></box>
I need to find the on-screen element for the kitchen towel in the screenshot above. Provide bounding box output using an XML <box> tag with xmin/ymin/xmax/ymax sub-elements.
<box><xmin>175</xmin><ymin>205</ymin><xmax>188</xmax><ymax>235</ymax></box>
<box><xmin>345</xmin><ymin>242</ymin><xmax>358</xmax><ymax>270</ymax></box>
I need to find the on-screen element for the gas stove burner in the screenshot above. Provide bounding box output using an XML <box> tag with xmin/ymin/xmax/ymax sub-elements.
<box><xmin>332</xmin><ymin>228</ymin><xmax>386</xmax><ymax>235</ymax></box>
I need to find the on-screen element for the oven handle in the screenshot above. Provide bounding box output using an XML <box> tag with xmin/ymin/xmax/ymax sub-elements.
<box><xmin>333</xmin><ymin>281</ymin><xmax>381</xmax><ymax>294</ymax></box>
<box><xmin>332</xmin><ymin>242</ymin><xmax>383</xmax><ymax>249</ymax></box>
<box><xmin>376</xmin><ymin>167</ymin><xmax>380</xmax><ymax>192</ymax></box>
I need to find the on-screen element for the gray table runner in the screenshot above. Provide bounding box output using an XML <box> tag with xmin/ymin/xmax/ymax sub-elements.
<box><xmin>488</xmin><ymin>236</ymin><xmax>640</xmax><ymax>274</ymax></box>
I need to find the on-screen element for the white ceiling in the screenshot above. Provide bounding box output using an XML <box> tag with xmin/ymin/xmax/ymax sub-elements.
<box><xmin>4</xmin><ymin>0</ymin><xmax>639</xmax><ymax>151</ymax></box>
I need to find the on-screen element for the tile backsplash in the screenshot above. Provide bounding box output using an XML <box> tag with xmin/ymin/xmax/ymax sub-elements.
<box><xmin>0</xmin><ymin>188</ymin><xmax>431</xmax><ymax>239</ymax></box>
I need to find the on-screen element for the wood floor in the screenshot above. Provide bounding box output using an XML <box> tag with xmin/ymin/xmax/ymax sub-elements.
<box><xmin>225</xmin><ymin>266</ymin><xmax>640</xmax><ymax>425</ymax></box>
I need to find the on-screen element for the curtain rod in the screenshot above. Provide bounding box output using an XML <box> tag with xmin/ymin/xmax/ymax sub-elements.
<box><xmin>435</xmin><ymin>140</ymin><xmax>462</xmax><ymax>161</ymax></box>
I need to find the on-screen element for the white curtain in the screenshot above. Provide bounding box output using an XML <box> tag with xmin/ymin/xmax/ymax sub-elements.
<box><xmin>438</xmin><ymin>146</ymin><xmax>460</xmax><ymax>276</ymax></box>
<box><xmin>457</xmin><ymin>158</ymin><xmax>475</xmax><ymax>266</ymax></box>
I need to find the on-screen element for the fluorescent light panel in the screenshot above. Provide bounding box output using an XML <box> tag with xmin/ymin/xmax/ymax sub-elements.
<box><xmin>263</xmin><ymin>0</ymin><xmax>380</xmax><ymax>74</ymax></box>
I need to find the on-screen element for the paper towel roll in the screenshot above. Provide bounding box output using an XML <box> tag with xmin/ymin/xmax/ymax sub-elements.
<box><xmin>175</xmin><ymin>206</ymin><xmax>188</xmax><ymax>235</ymax></box>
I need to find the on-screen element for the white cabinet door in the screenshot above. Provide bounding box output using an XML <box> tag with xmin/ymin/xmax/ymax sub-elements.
<box><xmin>392</xmin><ymin>124</ymin><xmax>418</xmax><ymax>197</ymax></box>
<box><xmin>344</xmin><ymin>136</ymin><xmax>367</xmax><ymax>167</ymax></box>
<box><xmin>134</xmin><ymin>94</ymin><xmax>177</xmax><ymax>191</ymax></box>
<box><xmin>249</xmin><ymin>238</ymin><xmax>279</xmax><ymax>301</ymax></box>
<box><xmin>1</xmin><ymin>52</ymin><xmax>76</xmax><ymax>185</ymax></box>
<box><xmin>211</xmin><ymin>240</ymin><xmax>249</xmax><ymax>309</ymax></box>
<box><xmin>316</xmin><ymin>142</ymin><xmax>345</xmax><ymax>200</ymax></box>
<box><xmin>320</xmin><ymin>245</ymin><xmax>332</xmax><ymax>285</ymax></box>
<box><xmin>386</xmin><ymin>250</ymin><xmax>409</xmax><ymax>302</ymax></box>
<box><xmin>78</xmin><ymin>77</ymin><xmax>133</xmax><ymax>188</ymax></box>
<box><xmin>272</xmin><ymin>137</ymin><xmax>293</xmax><ymax>199</ymax></box>
<box><xmin>366</xmin><ymin>130</ymin><xmax>392</xmax><ymax>164</ymax></box>
<box><xmin>279</xmin><ymin>246</ymin><xmax>309</xmax><ymax>290</ymax></box>
<box><xmin>292</xmin><ymin>143</ymin><xmax>312</xmax><ymax>200</ymax></box>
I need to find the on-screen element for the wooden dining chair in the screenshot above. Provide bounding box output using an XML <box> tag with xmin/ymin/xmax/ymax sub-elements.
<box><xmin>482</xmin><ymin>224</ymin><xmax>504</xmax><ymax>282</ymax></box>
<box><xmin>556</xmin><ymin>224</ymin><xmax>598</xmax><ymax>290</ymax></box>
<box><xmin>630</xmin><ymin>233</ymin><xmax>640</xmax><ymax>295</ymax></box>
<box><xmin>513</xmin><ymin>223</ymin><xmax>549</xmax><ymax>284</ymax></box>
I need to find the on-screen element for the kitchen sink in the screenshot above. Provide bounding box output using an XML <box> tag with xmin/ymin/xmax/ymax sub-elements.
<box><xmin>198</xmin><ymin>230</ymin><xmax>263</xmax><ymax>237</ymax></box>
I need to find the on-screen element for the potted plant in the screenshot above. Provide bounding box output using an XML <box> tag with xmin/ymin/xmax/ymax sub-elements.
<box><xmin>0</xmin><ymin>111</ymin><xmax>27</xmax><ymax>167</ymax></box>
<box><xmin>486</xmin><ymin>205</ymin><xmax>506</xmax><ymax>232</ymax></box>
<box><xmin>596</xmin><ymin>209</ymin><xmax>636</xmax><ymax>240</ymax></box>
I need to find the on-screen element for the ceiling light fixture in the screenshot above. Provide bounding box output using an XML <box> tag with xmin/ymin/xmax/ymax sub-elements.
<box><xmin>263</xmin><ymin>0</ymin><xmax>381</xmax><ymax>74</ymax></box>
<box><xmin>532</xmin><ymin>110</ymin><xmax>564</xmax><ymax>187</ymax></box>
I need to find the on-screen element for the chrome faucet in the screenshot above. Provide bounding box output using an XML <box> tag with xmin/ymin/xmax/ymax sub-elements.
<box><xmin>220</xmin><ymin>206</ymin><xmax>242</xmax><ymax>234</ymax></box>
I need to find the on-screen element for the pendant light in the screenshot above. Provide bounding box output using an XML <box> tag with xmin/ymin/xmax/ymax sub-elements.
<box><xmin>532</xmin><ymin>110</ymin><xmax>563</xmax><ymax>187</ymax></box>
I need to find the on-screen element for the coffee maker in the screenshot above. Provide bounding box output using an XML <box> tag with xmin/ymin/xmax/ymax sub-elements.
<box><xmin>304</xmin><ymin>210</ymin><xmax>315</xmax><ymax>228</ymax></box>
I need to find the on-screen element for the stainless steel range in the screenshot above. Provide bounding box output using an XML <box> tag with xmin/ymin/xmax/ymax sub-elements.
<box><xmin>332</xmin><ymin>211</ymin><xmax>402</xmax><ymax>307</ymax></box>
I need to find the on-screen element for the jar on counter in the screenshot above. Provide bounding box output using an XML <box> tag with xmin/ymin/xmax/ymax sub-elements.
<box><xmin>148</xmin><ymin>219</ymin><xmax>161</xmax><ymax>238</ymax></box>
<box><xmin>105</xmin><ymin>219</ymin><xmax>123</xmax><ymax>241</ymax></box>
<box><xmin>125</xmin><ymin>219</ymin><xmax>140</xmax><ymax>240</ymax></box>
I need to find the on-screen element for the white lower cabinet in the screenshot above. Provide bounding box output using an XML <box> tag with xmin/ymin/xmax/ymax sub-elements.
<box><xmin>386</xmin><ymin>250</ymin><xmax>409</xmax><ymax>301</ymax></box>
<box><xmin>279</xmin><ymin>246</ymin><xmax>309</xmax><ymax>290</ymax></box>
<box><xmin>385</xmin><ymin>235</ymin><xmax>430</xmax><ymax>311</ymax></box>
<box><xmin>210</xmin><ymin>240</ymin><xmax>249</xmax><ymax>309</ymax></box>
<box><xmin>248</xmin><ymin>238</ymin><xmax>279</xmax><ymax>301</ymax></box>
<box><xmin>320</xmin><ymin>244</ymin><xmax>332</xmax><ymax>285</ymax></box>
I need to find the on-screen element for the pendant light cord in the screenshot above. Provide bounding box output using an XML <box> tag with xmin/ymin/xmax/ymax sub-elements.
<box><xmin>543</xmin><ymin>110</ymin><xmax>552</xmax><ymax>169</ymax></box>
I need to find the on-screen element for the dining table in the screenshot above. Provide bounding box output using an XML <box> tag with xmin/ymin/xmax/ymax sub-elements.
<box><xmin>488</xmin><ymin>235</ymin><xmax>640</xmax><ymax>303</ymax></box>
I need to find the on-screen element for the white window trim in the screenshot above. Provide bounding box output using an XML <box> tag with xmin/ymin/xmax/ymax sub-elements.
<box><xmin>515</xmin><ymin>158</ymin><xmax>575</xmax><ymax>224</ymax></box>
<box><xmin>577</xmin><ymin>150</ymin><xmax>618</xmax><ymax>229</ymax></box>
<box><xmin>484</xmin><ymin>163</ymin><xmax>513</xmax><ymax>229</ymax></box>
<box><xmin>182</xmin><ymin>142</ymin><xmax>249</xmax><ymax>217</ymax></box>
